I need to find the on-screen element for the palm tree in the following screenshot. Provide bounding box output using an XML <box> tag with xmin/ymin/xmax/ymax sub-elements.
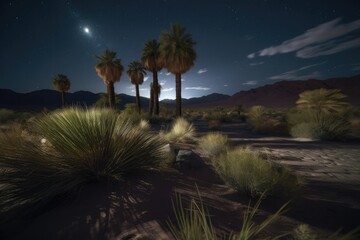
<box><xmin>159</xmin><ymin>23</ymin><xmax>196</xmax><ymax>116</ymax></box>
<box><xmin>296</xmin><ymin>88</ymin><xmax>349</xmax><ymax>114</ymax></box>
<box><xmin>95</xmin><ymin>49</ymin><xmax>123</xmax><ymax>108</ymax></box>
<box><xmin>141</xmin><ymin>40</ymin><xmax>162</xmax><ymax>116</ymax></box>
<box><xmin>127</xmin><ymin>61</ymin><xmax>146</xmax><ymax>114</ymax></box>
<box><xmin>149</xmin><ymin>82</ymin><xmax>162</xmax><ymax>115</ymax></box>
<box><xmin>53</xmin><ymin>74</ymin><xmax>71</xmax><ymax>108</ymax></box>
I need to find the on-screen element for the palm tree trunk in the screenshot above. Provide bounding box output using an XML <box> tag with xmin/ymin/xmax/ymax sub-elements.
<box><xmin>153</xmin><ymin>70</ymin><xmax>160</xmax><ymax>116</ymax></box>
<box><xmin>61</xmin><ymin>91</ymin><xmax>65</xmax><ymax>108</ymax></box>
<box><xmin>175</xmin><ymin>73</ymin><xmax>182</xmax><ymax>117</ymax></box>
<box><xmin>135</xmin><ymin>84</ymin><xmax>141</xmax><ymax>114</ymax></box>
<box><xmin>149</xmin><ymin>86</ymin><xmax>154</xmax><ymax>115</ymax></box>
<box><xmin>107</xmin><ymin>83</ymin><xmax>115</xmax><ymax>108</ymax></box>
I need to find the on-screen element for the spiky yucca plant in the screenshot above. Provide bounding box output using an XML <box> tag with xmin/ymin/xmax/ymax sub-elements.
<box><xmin>0</xmin><ymin>107</ymin><xmax>168</xmax><ymax>224</ymax></box>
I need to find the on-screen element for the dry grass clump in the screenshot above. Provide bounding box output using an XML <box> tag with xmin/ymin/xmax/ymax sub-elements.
<box><xmin>211</xmin><ymin>146</ymin><xmax>303</xmax><ymax>198</ymax></box>
<box><xmin>198</xmin><ymin>132</ymin><xmax>229</xmax><ymax>157</ymax></box>
<box><xmin>164</xmin><ymin>118</ymin><xmax>196</xmax><ymax>143</ymax></box>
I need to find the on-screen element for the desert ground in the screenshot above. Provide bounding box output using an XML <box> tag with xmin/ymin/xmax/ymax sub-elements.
<box><xmin>2</xmin><ymin>119</ymin><xmax>359</xmax><ymax>240</ymax></box>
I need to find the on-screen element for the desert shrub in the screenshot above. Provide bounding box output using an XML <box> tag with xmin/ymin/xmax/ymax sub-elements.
<box><xmin>207</xmin><ymin>119</ymin><xmax>222</xmax><ymax>130</ymax></box>
<box><xmin>247</xmin><ymin>106</ymin><xmax>289</xmax><ymax>135</ymax></box>
<box><xmin>349</xmin><ymin>118</ymin><xmax>360</xmax><ymax>138</ymax></box>
<box><xmin>247</xmin><ymin>105</ymin><xmax>267</xmax><ymax>130</ymax></box>
<box><xmin>160</xmin><ymin>103</ymin><xmax>175</xmax><ymax>119</ymax></box>
<box><xmin>291</xmin><ymin>224</ymin><xmax>317</xmax><ymax>240</ymax></box>
<box><xmin>290</xmin><ymin>122</ymin><xmax>321</xmax><ymax>139</ymax></box>
<box><xmin>212</xmin><ymin>147</ymin><xmax>302</xmax><ymax>198</ymax></box>
<box><xmin>290</xmin><ymin>224</ymin><xmax>360</xmax><ymax>240</ymax></box>
<box><xmin>164</xmin><ymin>118</ymin><xmax>196</xmax><ymax>143</ymax></box>
<box><xmin>0</xmin><ymin>107</ymin><xmax>168</xmax><ymax>224</ymax></box>
<box><xmin>0</xmin><ymin>109</ymin><xmax>16</xmax><ymax>123</ymax></box>
<box><xmin>198</xmin><ymin>132</ymin><xmax>229</xmax><ymax>157</ymax></box>
<box><xmin>138</xmin><ymin>119</ymin><xmax>151</xmax><ymax>131</ymax></box>
<box><xmin>168</xmin><ymin>189</ymin><xmax>287</xmax><ymax>240</ymax></box>
<box><xmin>289</xmin><ymin>111</ymin><xmax>350</xmax><ymax>140</ymax></box>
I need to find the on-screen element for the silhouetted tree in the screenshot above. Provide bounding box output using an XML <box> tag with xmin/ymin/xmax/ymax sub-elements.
<box><xmin>95</xmin><ymin>49</ymin><xmax>123</xmax><ymax>108</ymax></box>
<box><xmin>159</xmin><ymin>24</ymin><xmax>196</xmax><ymax>116</ymax></box>
<box><xmin>127</xmin><ymin>61</ymin><xmax>146</xmax><ymax>114</ymax></box>
<box><xmin>53</xmin><ymin>74</ymin><xmax>71</xmax><ymax>107</ymax></box>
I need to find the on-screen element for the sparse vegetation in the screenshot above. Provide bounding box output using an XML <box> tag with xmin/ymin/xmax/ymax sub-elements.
<box><xmin>211</xmin><ymin>146</ymin><xmax>303</xmax><ymax>198</ymax></box>
<box><xmin>164</xmin><ymin>117</ymin><xmax>196</xmax><ymax>143</ymax></box>
<box><xmin>289</xmin><ymin>89</ymin><xmax>352</xmax><ymax>140</ymax></box>
<box><xmin>198</xmin><ymin>132</ymin><xmax>229</xmax><ymax>157</ymax></box>
<box><xmin>168</xmin><ymin>189</ymin><xmax>288</xmax><ymax>240</ymax></box>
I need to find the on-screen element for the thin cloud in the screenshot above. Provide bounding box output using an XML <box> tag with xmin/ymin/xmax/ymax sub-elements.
<box><xmin>247</xmin><ymin>53</ymin><xmax>255</xmax><ymax>59</ymax></box>
<box><xmin>165</xmin><ymin>72</ymin><xmax>171</xmax><ymax>76</ymax></box>
<box><xmin>144</xmin><ymin>76</ymin><xmax>149</xmax><ymax>81</ymax></box>
<box><xmin>197</xmin><ymin>68</ymin><xmax>208</xmax><ymax>74</ymax></box>
<box><xmin>159</xmin><ymin>80</ymin><xmax>166</xmax><ymax>86</ymax></box>
<box><xmin>224</xmin><ymin>84</ymin><xmax>228</xmax><ymax>87</ymax></box>
<box><xmin>269</xmin><ymin>62</ymin><xmax>325</xmax><ymax>80</ymax></box>
<box><xmin>185</xmin><ymin>86</ymin><xmax>210</xmax><ymax>91</ymax></box>
<box><xmin>296</xmin><ymin>37</ymin><xmax>360</xmax><ymax>58</ymax></box>
<box><xmin>242</xmin><ymin>81</ymin><xmax>258</xmax><ymax>85</ymax></box>
<box><xmin>248</xmin><ymin>18</ymin><xmax>360</xmax><ymax>58</ymax></box>
<box><xmin>181</xmin><ymin>78</ymin><xmax>186</xmax><ymax>82</ymax></box>
<box><xmin>249</xmin><ymin>61</ymin><xmax>264</xmax><ymax>66</ymax></box>
<box><xmin>131</xmin><ymin>88</ymin><xmax>149</xmax><ymax>92</ymax></box>
<box><xmin>162</xmin><ymin>87</ymin><xmax>174</xmax><ymax>92</ymax></box>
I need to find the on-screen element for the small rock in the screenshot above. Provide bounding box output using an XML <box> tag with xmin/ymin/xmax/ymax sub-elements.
<box><xmin>175</xmin><ymin>150</ymin><xmax>204</xmax><ymax>169</ymax></box>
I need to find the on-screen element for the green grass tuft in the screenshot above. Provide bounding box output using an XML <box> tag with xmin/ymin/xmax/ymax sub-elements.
<box><xmin>168</xmin><ymin>188</ymin><xmax>288</xmax><ymax>240</ymax></box>
<box><xmin>198</xmin><ymin>132</ymin><xmax>229</xmax><ymax>157</ymax></box>
<box><xmin>211</xmin><ymin>147</ymin><xmax>303</xmax><ymax>198</ymax></box>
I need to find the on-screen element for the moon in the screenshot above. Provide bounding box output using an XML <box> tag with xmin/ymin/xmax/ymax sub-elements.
<box><xmin>84</xmin><ymin>27</ymin><xmax>90</xmax><ymax>34</ymax></box>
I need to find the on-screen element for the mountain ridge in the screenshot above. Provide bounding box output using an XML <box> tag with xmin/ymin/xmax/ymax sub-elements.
<box><xmin>0</xmin><ymin>75</ymin><xmax>359</xmax><ymax>110</ymax></box>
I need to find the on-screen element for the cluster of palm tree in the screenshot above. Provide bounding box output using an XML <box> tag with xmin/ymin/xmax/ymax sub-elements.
<box><xmin>95</xmin><ymin>23</ymin><xmax>196</xmax><ymax>117</ymax></box>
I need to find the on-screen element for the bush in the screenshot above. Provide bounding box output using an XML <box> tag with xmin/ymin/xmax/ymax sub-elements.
<box><xmin>164</xmin><ymin>118</ymin><xmax>196</xmax><ymax>143</ymax></box>
<box><xmin>0</xmin><ymin>109</ymin><xmax>15</xmax><ymax>123</ymax></box>
<box><xmin>0</xmin><ymin>107</ymin><xmax>168</xmax><ymax>224</ymax></box>
<box><xmin>291</xmin><ymin>224</ymin><xmax>317</xmax><ymax>240</ymax></box>
<box><xmin>290</xmin><ymin>112</ymin><xmax>350</xmax><ymax>140</ymax></box>
<box><xmin>211</xmin><ymin>147</ymin><xmax>302</xmax><ymax>198</ymax></box>
<box><xmin>168</xmin><ymin>188</ymin><xmax>287</xmax><ymax>240</ymax></box>
<box><xmin>198</xmin><ymin>132</ymin><xmax>229</xmax><ymax>157</ymax></box>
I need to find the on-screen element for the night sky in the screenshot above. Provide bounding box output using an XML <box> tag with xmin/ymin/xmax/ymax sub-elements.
<box><xmin>1</xmin><ymin>0</ymin><xmax>360</xmax><ymax>100</ymax></box>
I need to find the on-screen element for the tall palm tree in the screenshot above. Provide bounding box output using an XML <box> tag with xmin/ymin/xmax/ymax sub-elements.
<box><xmin>141</xmin><ymin>40</ymin><xmax>162</xmax><ymax>116</ymax></box>
<box><xmin>159</xmin><ymin>23</ymin><xmax>196</xmax><ymax>116</ymax></box>
<box><xmin>53</xmin><ymin>74</ymin><xmax>71</xmax><ymax>108</ymax></box>
<box><xmin>296</xmin><ymin>88</ymin><xmax>348</xmax><ymax>114</ymax></box>
<box><xmin>127</xmin><ymin>61</ymin><xmax>146</xmax><ymax>114</ymax></box>
<box><xmin>95</xmin><ymin>49</ymin><xmax>123</xmax><ymax>108</ymax></box>
<box><xmin>149</xmin><ymin>82</ymin><xmax>162</xmax><ymax>115</ymax></box>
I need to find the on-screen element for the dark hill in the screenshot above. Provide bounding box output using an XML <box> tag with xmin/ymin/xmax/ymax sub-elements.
<box><xmin>188</xmin><ymin>75</ymin><xmax>360</xmax><ymax>108</ymax></box>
